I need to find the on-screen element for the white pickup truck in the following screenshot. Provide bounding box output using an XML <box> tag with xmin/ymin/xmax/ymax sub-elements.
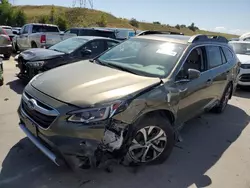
<box><xmin>13</xmin><ymin>23</ymin><xmax>76</xmax><ymax>52</ymax></box>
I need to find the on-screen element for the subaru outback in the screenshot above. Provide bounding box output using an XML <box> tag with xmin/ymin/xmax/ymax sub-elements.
<box><xmin>18</xmin><ymin>33</ymin><xmax>240</xmax><ymax>168</ymax></box>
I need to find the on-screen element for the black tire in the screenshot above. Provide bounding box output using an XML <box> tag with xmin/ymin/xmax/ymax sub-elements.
<box><xmin>0</xmin><ymin>78</ymin><xmax>3</xmax><ymax>86</ymax></box>
<box><xmin>4</xmin><ymin>54</ymin><xmax>11</xmax><ymax>59</ymax></box>
<box><xmin>212</xmin><ymin>83</ymin><xmax>232</xmax><ymax>113</ymax></box>
<box><xmin>15</xmin><ymin>43</ymin><xmax>19</xmax><ymax>53</ymax></box>
<box><xmin>125</xmin><ymin>114</ymin><xmax>175</xmax><ymax>165</ymax></box>
<box><xmin>31</xmin><ymin>42</ymin><xmax>37</xmax><ymax>48</ymax></box>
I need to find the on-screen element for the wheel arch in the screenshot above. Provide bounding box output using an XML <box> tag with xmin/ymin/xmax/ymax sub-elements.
<box><xmin>136</xmin><ymin>109</ymin><xmax>176</xmax><ymax>125</ymax></box>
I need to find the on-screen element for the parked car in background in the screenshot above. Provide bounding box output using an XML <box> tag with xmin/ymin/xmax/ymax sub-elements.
<box><xmin>64</xmin><ymin>27</ymin><xmax>116</xmax><ymax>39</ymax></box>
<box><xmin>0</xmin><ymin>58</ymin><xmax>3</xmax><ymax>86</ymax></box>
<box><xmin>0</xmin><ymin>26</ymin><xmax>15</xmax><ymax>41</ymax></box>
<box><xmin>12</xmin><ymin>27</ymin><xmax>22</xmax><ymax>35</ymax></box>
<box><xmin>104</xmin><ymin>27</ymin><xmax>142</xmax><ymax>40</ymax></box>
<box><xmin>17</xmin><ymin>33</ymin><xmax>239</xmax><ymax>169</ymax></box>
<box><xmin>0</xmin><ymin>26</ymin><xmax>13</xmax><ymax>59</ymax></box>
<box><xmin>13</xmin><ymin>23</ymin><xmax>76</xmax><ymax>52</ymax></box>
<box><xmin>239</xmin><ymin>32</ymin><xmax>250</xmax><ymax>41</ymax></box>
<box><xmin>16</xmin><ymin>36</ymin><xmax>120</xmax><ymax>81</ymax></box>
<box><xmin>229</xmin><ymin>41</ymin><xmax>250</xmax><ymax>87</ymax></box>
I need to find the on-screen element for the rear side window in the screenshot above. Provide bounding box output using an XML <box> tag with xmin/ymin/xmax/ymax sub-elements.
<box><xmin>69</xmin><ymin>29</ymin><xmax>79</xmax><ymax>35</ymax></box>
<box><xmin>222</xmin><ymin>47</ymin><xmax>234</xmax><ymax>62</ymax></box>
<box><xmin>81</xmin><ymin>30</ymin><xmax>115</xmax><ymax>38</ymax></box>
<box><xmin>32</xmin><ymin>25</ymin><xmax>59</xmax><ymax>33</ymax></box>
<box><xmin>220</xmin><ymin>48</ymin><xmax>227</xmax><ymax>64</ymax></box>
<box><xmin>206</xmin><ymin>46</ymin><xmax>223</xmax><ymax>68</ymax></box>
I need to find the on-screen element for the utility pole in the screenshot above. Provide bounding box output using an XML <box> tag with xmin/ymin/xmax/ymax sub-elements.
<box><xmin>72</xmin><ymin>0</ymin><xmax>93</xmax><ymax>9</ymax></box>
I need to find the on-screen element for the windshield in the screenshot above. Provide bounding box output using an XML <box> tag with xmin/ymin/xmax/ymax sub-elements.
<box><xmin>98</xmin><ymin>38</ymin><xmax>187</xmax><ymax>78</ymax></box>
<box><xmin>49</xmin><ymin>37</ymin><xmax>88</xmax><ymax>53</ymax></box>
<box><xmin>229</xmin><ymin>42</ymin><xmax>250</xmax><ymax>55</ymax></box>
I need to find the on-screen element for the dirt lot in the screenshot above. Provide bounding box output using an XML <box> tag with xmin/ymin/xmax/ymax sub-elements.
<box><xmin>0</xmin><ymin>57</ymin><xmax>250</xmax><ymax>188</ymax></box>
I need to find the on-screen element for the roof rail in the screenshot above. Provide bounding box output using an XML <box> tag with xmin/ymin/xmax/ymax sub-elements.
<box><xmin>188</xmin><ymin>34</ymin><xmax>228</xmax><ymax>43</ymax></box>
<box><xmin>137</xmin><ymin>30</ymin><xmax>184</xmax><ymax>36</ymax></box>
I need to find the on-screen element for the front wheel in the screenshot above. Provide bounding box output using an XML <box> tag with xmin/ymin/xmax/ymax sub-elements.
<box><xmin>212</xmin><ymin>84</ymin><xmax>232</xmax><ymax>113</ymax></box>
<box><xmin>125</xmin><ymin>115</ymin><xmax>175</xmax><ymax>165</ymax></box>
<box><xmin>4</xmin><ymin>54</ymin><xmax>11</xmax><ymax>59</ymax></box>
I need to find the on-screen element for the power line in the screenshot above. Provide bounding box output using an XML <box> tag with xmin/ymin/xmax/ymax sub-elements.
<box><xmin>72</xmin><ymin>0</ymin><xmax>93</xmax><ymax>9</ymax></box>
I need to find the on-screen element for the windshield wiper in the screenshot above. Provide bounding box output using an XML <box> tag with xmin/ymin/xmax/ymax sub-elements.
<box><xmin>105</xmin><ymin>63</ymin><xmax>139</xmax><ymax>75</ymax></box>
<box><xmin>52</xmin><ymin>49</ymin><xmax>65</xmax><ymax>53</ymax></box>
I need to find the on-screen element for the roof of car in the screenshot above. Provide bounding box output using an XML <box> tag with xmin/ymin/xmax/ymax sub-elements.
<box><xmin>70</xmin><ymin>27</ymin><xmax>115</xmax><ymax>32</ymax></box>
<box><xmin>136</xmin><ymin>34</ymin><xmax>192</xmax><ymax>44</ymax></box>
<box><xmin>229</xmin><ymin>40</ymin><xmax>250</xmax><ymax>44</ymax></box>
<box><xmin>71</xmin><ymin>36</ymin><xmax>119</xmax><ymax>41</ymax></box>
<box><xmin>136</xmin><ymin>34</ymin><xmax>229</xmax><ymax>45</ymax></box>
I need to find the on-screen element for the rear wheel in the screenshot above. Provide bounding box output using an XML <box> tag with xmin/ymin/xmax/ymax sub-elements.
<box><xmin>126</xmin><ymin>115</ymin><xmax>175</xmax><ymax>165</ymax></box>
<box><xmin>31</xmin><ymin>42</ymin><xmax>37</xmax><ymax>48</ymax></box>
<box><xmin>212</xmin><ymin>84</ymin><xmax>232</xmax><ymax>113</ymax></box>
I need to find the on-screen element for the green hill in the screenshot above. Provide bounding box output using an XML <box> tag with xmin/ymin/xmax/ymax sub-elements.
<box><xmin>16</xmin><ymin>5</ymin><xmax>239</xmax><ymax>39</ymax></box>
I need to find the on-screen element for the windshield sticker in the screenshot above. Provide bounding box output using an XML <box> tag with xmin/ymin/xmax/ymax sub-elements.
<box><xmin>156</xmin><ymin>43</ymin><xmax>177</xmax><ymax>56</ymax></box>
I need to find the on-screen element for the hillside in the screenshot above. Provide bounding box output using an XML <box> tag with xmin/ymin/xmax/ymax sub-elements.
<box><xmin>16</xmin><ymin>5</ymin><xmax>239</xmax><ymax>39</ymax></box>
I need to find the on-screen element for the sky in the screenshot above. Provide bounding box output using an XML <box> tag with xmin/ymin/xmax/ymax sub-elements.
<box><xmin>13</xmin><ymin>0</ymin><xmax>250</xmax><ymax>35</ymax></box>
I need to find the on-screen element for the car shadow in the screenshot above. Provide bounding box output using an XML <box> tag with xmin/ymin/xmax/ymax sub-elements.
<box><xmin>0</xmin><ymin>104</ymin><xmax>249</xmax><ymax>188</ymax></box>
<box><xmin>6</xmin><ymin>79</ymin><xmax>25</xmax><ymax>95</ymax></box>
<box><xmin>234</xmin><ymin>87</ymin><xmax>250</xmax><ymax>98</ymax></box>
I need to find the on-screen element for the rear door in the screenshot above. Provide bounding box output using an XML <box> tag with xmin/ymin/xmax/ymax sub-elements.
<box><xmin>205</xmin><ymin>45</ymin><xmax>229</xmax><ymax>99</ymax></box>
<box><xmin>175</xmin><ymin>46</ymin><xmax>216</xmax><ymax>124</ymax></box>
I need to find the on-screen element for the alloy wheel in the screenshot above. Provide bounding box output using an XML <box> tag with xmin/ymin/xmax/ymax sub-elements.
<box><xmin>128</xmin><ymin>126</ymin><xmax>167</xmax><ymax>163</ymax></box>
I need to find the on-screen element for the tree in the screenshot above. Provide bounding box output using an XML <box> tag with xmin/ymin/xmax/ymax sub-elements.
<box><xmin>0</xmin><ymin>0</ymin><xmax>13</xmax><ymax>25</ymax></box>
<box><xmin>96</xmin><ymin>13</ymin><xmax>107</xmax><ymax>27</ymax></box>
<box><xmin>188</xmin><ymin>22</ymin><xmax>199</xmax><ymax>32</ymax></box>
<box><xmin>129</xmin><ymin>18</ymin><xmax>139</xmax><ymax>28</ymax></box>
<box><xmin>13</xmin><ymin>9</ymin><xmax>26</xmax><ymax>26</ymax></box>
<box><xmin>175</xmin><ymin>24</ymin><xmax>180</xmax><ymax>29</ymax></box>
<box><xmin>56</xmin><ymin>15</ymin><xmax>68</xmax><ymax>30</ymax></box>
<box><xmin>49</xmin><ymin>5</ymin><xmax>55</xmax><ymax>24</ymax></box>
<box><xmin>153</xmin><ymin>21</ymin><xmax>161</xmax><ymax>25</ymax></box>
<box><xmin>37</xmin><ymin>15</ymin><xmax>49</xmax><ymax>24</ymax></box>
<box><xmin>180</xmin><ymin>24</ymin><xmax>186</xmax><ymax>28</ymax></box>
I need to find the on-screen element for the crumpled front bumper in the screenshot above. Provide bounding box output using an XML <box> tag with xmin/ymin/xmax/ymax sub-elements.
<box><xmin>19</xmin><ymin>123</ymin><xmax>64</xmax><ymax>166</ymax></box>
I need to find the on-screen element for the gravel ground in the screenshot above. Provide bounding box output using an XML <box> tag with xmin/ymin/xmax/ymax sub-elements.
<box><xmin>0</xmin><ymin>57</ymin><xmax>250</xmax><ymax>188</ymax></box>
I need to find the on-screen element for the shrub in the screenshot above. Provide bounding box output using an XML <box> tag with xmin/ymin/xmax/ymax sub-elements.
<box><xmin>129</xmin><ymin>18</ymin><xmax>139</xmax><ymax>28</ymax></box>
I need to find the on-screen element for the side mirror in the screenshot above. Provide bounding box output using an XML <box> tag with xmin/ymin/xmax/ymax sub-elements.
<box><xmin>188</xmin><ymin>68</ymin><xmax>201</xmax><ymax>80</ymax></box>
<box><xmin>81</xmin><ymin>49</ymin><xmax>92</xmax><ymax>56</ymax></box>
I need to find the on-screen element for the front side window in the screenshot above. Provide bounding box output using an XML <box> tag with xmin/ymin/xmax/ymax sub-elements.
<box><xmin>84</xmin><ymin>40</ymin><xmax>105</xmax><ymax>56</ymax></box>
<box><xmin>23</xmin><ymin>26</ymin><xmax>29</xmax><ymax>34</ymax></box>
<box><xmin>98</xmin><ymin>38</ymin><xmax>187</xmax><ymax>78</ymax></box>
<box><xmin>229</xmin><ymin>42</ymin><xmax>250</xmax><ymax>55</ymax></box>
<box><xmin>49</xmin><ymin>37</ymin><xmax>88</xmax><ymax>53</ymax></box>
<box><xmin>177</xmin><ymin>47</ymin><xmax>206</xmax><ymax>79</ymax></box>
<box><xmin>206</xmin><ymin>46</ymin><xmax>223</xmax><ymax>68</ymax></box>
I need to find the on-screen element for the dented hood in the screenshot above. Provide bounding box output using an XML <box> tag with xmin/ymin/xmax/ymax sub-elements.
<box><xmin>31</xmin><ymin>61</ymin><xmax>161</xmax><ymax>107</ymax></box>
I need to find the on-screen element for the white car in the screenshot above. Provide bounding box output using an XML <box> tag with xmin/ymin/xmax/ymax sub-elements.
<box><xmin>229</xmin><ymin>41</ymin><xmax>250</xmax><ymax>86</ymax></box>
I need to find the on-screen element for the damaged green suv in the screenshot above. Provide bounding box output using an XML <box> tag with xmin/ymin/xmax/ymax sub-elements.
<box><xmin>18</xmin><ymin>33</ymin><xmax>240</xmax><ymax>168</ymax></box>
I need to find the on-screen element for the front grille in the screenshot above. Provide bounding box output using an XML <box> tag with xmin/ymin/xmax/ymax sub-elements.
<box><xmin>21</xmin><ymin>92</ymin><xmax>58</xmax><ymax>129</ymax></box>
<box><xmin>240</xmin><ymin>74</ymin><xmax>250</xmax><ymax>82</ymax></box>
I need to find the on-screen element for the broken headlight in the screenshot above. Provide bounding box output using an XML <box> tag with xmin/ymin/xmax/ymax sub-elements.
<box><xmin>68</xmin><ymin>101</ymin><xmax>127</xmax><ymax>123</ymax></box>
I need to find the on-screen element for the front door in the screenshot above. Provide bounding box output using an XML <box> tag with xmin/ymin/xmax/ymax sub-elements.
<box><xmin>175</xmin><ymin>46</ymin><xmax>215</xmax><ymax>124</ymax></box>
